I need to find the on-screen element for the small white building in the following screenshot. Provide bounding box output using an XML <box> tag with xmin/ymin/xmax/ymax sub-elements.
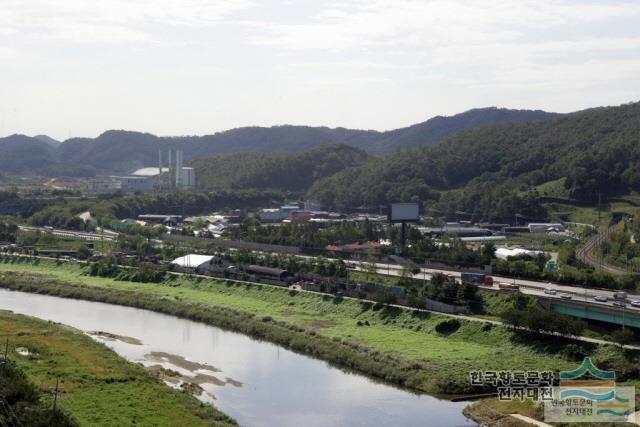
<box><xmin>527</xmin><ymin>223</ymin><xmax>565</xmax><ymax>233</ymax></box>
<box><xmin>495</xmin><ymin>247</ymin><xmax>543</xmax><ymax>260</ymax></box>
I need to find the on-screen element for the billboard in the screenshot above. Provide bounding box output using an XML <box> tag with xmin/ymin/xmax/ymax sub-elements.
<box><xmin>388</xmin><ymin>203</ymin><xmax>420</xmax><ymax>222</ymax></box>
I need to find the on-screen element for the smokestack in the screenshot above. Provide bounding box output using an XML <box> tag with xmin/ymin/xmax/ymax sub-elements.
<box><xmin>158</xmin><ymin>150</ymin><xmax>163</xmax><ymax>190</ymax></box>
<box><xmin>168</xmin><ymin>150</ymin><xmax>173</xmax><ymax>189</ymax></box>
<box><xmin>175</xmin><ymin>149</ymin><xmax>181</xmax><ymax>188</ymax></box>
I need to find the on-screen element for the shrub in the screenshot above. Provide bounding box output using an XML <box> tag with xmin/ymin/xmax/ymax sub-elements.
<box><xmin>435</xmin><ymin>319</ymin><xmax>461</xmax><ymax>335</ymax></box>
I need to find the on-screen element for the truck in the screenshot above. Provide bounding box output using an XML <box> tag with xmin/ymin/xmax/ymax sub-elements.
<box><xmin>498</xmin><ymin>282</ymin><xmax>520</xmax><ymax>291</ymax></box>
<box><xmin>461</xmin><ymin>272</ymin><xmax>494</xmax><ymax>286</ymax></box>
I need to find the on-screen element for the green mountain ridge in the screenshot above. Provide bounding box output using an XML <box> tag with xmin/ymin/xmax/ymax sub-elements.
<box><xmin>0</xmin><ymin>107</ymin><xmax>561</xmax><ymax>175</ymax></box>
<box><xmin>306</xmin><ymin>101</ymin><xmax>640</xmax><ymax>222</ymax></box>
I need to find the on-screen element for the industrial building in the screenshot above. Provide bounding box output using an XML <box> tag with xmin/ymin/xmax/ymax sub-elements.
<box><xmin>418</xmin><ymin>225</ymin><xmax>493</xmax><ymax>238</ymax></box>
<box><xmin>527</xmin><ymin>223</ymin><xmax>565</xmax><ymax>233</ymax></box>
<box><xmin>170</xmin><ymin>254</ymin><xmax>231</xmax><ymax>275</ymax></box>
<box><xmin>90</xmin><ymin>149</ymin><xmax>196</xmax><ymax>192</ymax></box>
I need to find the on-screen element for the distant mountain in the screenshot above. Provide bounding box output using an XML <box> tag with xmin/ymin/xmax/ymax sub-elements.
<box><xmin>0</xmin><ymin>107</ymin><xmax>562</xmax><ymax>176</ymax></box>
<box><xmin>367</xmin><ymin>107</ymin><xmax>562</xmax><ymax>154</ymax></box>
<box><xmin>0</xmin><ymin>135</ymin><xmax>56</xmax><ymax>174</ymax></box>
<box><xmin>57</xmin><ymin>130</ymin><xmax>162</xmax><ymax>174</ymax></box>
<box><xmin>33</xmin><ymin>134</ymin><xmax>61</xmax><ymax>147</ymax></box>
<box><xmin>191</xmin><ymin>144</ymin><xmax>370</xmax><ymax>193</ymax></box>
<box><xmin>307</xmin><ymin>101</ymin><xmax>640</xmax><ymax>221</ymax></box>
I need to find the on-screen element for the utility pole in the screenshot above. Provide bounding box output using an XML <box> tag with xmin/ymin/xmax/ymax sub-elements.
<box><xmin>52</xmin><ymin>378</ymin><xmax>59</xmax><ymax>412</ymax></box>
<box><xmin>423</xmin><ymin>262</ymin><xmax>427</xmax><ymax>288</ymax></box>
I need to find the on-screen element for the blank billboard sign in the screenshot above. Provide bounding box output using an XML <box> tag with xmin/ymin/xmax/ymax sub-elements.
<box><xmin>388</xmin><ymin>203</ymin><xmax>419</xmax><ymax>222</ymax></box>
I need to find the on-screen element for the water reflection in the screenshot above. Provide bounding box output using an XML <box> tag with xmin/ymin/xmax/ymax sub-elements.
<box><xmin>0</xmin><ymin>289</ymin><xmax>474</xmax><ymax>427</ymax></box>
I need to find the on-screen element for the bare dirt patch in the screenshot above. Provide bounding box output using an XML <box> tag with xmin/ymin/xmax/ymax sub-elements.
<box><xmin>305</xmin><ymin>319</ymin><xmax>337</xmax><ymax>332</ymax></box>
<box><xmin>88</xmin><ymin>331</ymin><xmax>143</xmax><ymax>345</ymax></box>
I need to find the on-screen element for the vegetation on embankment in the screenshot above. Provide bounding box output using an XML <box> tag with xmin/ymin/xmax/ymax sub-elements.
<box><xmin>0</xmin><ymin>256</ymin><xmax>638</xmax><ymax>396</ymax></box>
<box><xmin>463</xmin><ymin>399</ymin><xmax>541</xmax><ymax>427</ymax></box>
<box><xmin>0</xmin><ymin>357</ymin><xmax>77</xmax><ymax>426</ymax></box>
<box><xmin>0</xmin><ymin>310</ymin><xmax>236</xmax><ymax>427</ymax></box>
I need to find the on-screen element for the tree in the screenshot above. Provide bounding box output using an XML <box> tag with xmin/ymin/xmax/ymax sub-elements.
<box><xmin>611</xmin><ymin>328</ymin><xmax>635</xmax><ymax>346</ymax></box>
<box><xmin>363</xmin><ymin>255</ymin><xmax>378</xmax><ymax>282</ymax></box>
<box><xmin>77</xmin><ymin>244</ymin><xmax>91</xmax><ymax>260</ymax></box>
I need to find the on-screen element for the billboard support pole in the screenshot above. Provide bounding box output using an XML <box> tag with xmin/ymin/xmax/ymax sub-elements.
<box><xmin>401</xmin><ymin>221</ymin><xmax>407</xmax><ymax>256</ymax></box>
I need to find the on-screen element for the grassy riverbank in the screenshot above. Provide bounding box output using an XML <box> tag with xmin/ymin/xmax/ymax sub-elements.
<box><xmin>0</xmin><ymin>310</ymin><xmax>236</xmax><ymax>427</ymax></box>
<box><xmin>0</xmin><ymin>256</ymin><xmax>636</xmax><ymax>396</ymax></box>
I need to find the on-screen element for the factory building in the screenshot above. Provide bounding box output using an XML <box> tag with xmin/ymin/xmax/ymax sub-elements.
<box><xmin>90</xmin><ymin>149</ymin><xmax>196</xmax><ymax>192</ymax></box>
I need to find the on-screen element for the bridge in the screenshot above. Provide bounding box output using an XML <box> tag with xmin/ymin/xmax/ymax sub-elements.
<box><xmin>540</xmin><ymin>297</ymin><xmax>640</xmax><ymax>328</ymax></box>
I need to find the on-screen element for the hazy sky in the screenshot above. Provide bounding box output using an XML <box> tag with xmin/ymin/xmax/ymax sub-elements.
<box><xmin>1</xmin><ymin>0</ymin><xmax>639</xmax><ymax>140</ymax></box>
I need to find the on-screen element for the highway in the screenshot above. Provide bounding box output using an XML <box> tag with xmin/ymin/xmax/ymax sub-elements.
<box><xmin>18</xmin><ymin>225</ymin><xmax>118</xmax><ymax>242</ymax></box>
<box><xmin>2</xmin><ymin>251</ymin><xmax>638</xmax><ymax>350</ymax></box>
<box><xmin>12</xmin><ymin>225</ymin><xmax>640</xmax><ymax>313</ymax></box>
<box><xmin>346</xmin><ymin>261</ymin><xmax>640</xmax><ymax>313</ymax></box>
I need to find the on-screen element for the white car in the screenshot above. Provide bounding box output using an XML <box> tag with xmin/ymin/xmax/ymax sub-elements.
<box><xmin>544</xmin><ymin>288</ymin><xmax>557</xmax><ymax>295</ymax></box>
<box><xmin>630</xmin><ymin>300</ymin><xmax>640</xmax><ymax>308</ymax></box>
<box><xmin>594</xmin><ymin>295</ymin><xmax>608</xmax><ymax>303</ymax></box>
<box><xmin>560</xmin><ymin>293</ymin><xmax>572</xmax><ymax>300</ymax></box>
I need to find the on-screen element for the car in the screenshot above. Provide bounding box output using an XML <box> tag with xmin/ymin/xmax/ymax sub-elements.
<box><xmin>560</xmin><ymin>293</ymin><xmax>572</xmax><ymax>300</ymax></box>
<box><xmin>613</xmin><ymin>301</ymin><xmax>626</xmax><ymax>308</ymax></box>
<box><xmin>631</xmin><ymin>300</ymin><xmax>640</xmax><ymax>308</ymax></box>
<box><xmin>544</xmin><ymin>288</ymin><xmax>557</xmax><ymax>295</ymax></box>
<box><xmin>594</xmin><ymin>295</ymin><xmax>608</xmax><ymax>303</ymax></box>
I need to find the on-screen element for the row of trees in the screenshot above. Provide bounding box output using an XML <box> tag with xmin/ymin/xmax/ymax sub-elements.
<box><xmin>500</xmin><ymin>293</ymin><xmax>586</xmax><ymax>337</ymax></box>
<box><xmin>0</xmin><ymin>221</ymin><xmax>18</xmax><ymax>242</ymax></box>
<box><xmin>225</xmin><ymin>219</ymin><xmax>386</xmax><ymax>249</ymax></box>
<box><xmin>26</xmin><ymin>190</ymin><xmax>284</xmax><ymax>231</ymax></box>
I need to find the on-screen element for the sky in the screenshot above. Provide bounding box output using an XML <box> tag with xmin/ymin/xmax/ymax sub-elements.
<box><xmin>1</xmin><ymin>0</ymin><xmax>640</xmax><ymax>140</ymax></box>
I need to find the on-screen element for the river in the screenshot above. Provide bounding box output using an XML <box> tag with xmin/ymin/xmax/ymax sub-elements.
<box><xmin>0</xmin><ymin>288</ymin><xmax>474</xmax><ymax>427</ymax></box>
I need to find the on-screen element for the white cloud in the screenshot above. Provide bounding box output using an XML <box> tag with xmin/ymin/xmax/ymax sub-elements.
<box><xmin>0</xmin><ymin>45</ymin><xmax>14</xmax><ymax>58</ymax></box>
<box><xmin>0</xmin><ymin>0</ymin><xmax>254</xmax><ymax>43</ymax></box>
<box><xmin>253</xmin><ymin>0</ymin><xmax>640</xmax><ymax>50</ymax></box>
<box><xmin>1</xmin><ymin>0</ymin><xmax>639</xmax><ymax>138</ymax></box>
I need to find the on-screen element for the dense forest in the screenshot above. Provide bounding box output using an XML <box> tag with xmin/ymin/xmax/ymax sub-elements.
<box><xmin>308</xmin><ymin>102</ymin><xmax>640</xmax><ymax>221</ymax></box>
<box><xmin>191</xmin><ymin>144</ymin><xmax>369</xmax><ymax>193</ymax></box>
<box><xmin>0</xmin><ymin>107</ymin><xmax>559</xmax><ymax>175</ymax></box>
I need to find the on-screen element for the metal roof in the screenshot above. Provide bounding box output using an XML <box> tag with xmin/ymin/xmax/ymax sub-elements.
<box><xmin>131</xmin><ymin>167</ymin><xmax>169</xmax><ymax>177</ymax></box>
<box><xmin>170</xmin><ymin>254</ymin><xmax>214</xmax><ymax>268</ymax></box>
<box><xmin>245</xmin><ymin>265</ymin><xmax>288</xmax><ymax>276</ymax></box>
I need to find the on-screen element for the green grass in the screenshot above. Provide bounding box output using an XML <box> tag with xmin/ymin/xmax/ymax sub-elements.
<box><xmin>545</xmin><ymin>199</ymin><xmax>640</xmax><ymax>230</ymax></box>
<box><xmin>0</xmin><ymin>256</ymin><xmax>634</xmax><ymax>396</ymax></box>
<box><xmin>0</xmin><ymin>311</ymin><xmax>236</xmax><ymax>427</ymax></box>
<box><xmin>534</xmin><ymin>177</ymin><xmax>569</xmax><ymax>198</ymax></box>
<box><xmin>349</xmin><ymin>270</ymin><xmax>406</xmax><ymax>287</ymax></box>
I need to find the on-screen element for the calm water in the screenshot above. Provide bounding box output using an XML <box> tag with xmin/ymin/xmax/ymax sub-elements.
<box><xmin>0</xmin><ymin>289</ymin><xmax>474</xmax><ymax>427</ymax></box>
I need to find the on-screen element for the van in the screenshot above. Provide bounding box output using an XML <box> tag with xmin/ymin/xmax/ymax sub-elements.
<box><xmin>613</xmin><ymin>291</ymin><xmax>627</xmax><ymax>300</ymax></box>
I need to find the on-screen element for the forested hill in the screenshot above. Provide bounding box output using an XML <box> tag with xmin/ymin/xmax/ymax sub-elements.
<box><xmin>191</xmin><ymin>144</ymin><xmax>370</xmax><ymax>193</ymax></box>
<box><xmin>0</xmin><ymin>107</ymin><xmax>561</xmax><ymax>175</ymax></box>
<box><xmin>307</xmin><ymin>102</ymin><xmax>640</xmax><ymax>221</ymax></box>
<box><xmin>0</xmin><ymin>135</ymin><xmax>56</xmax><ymax>174</ymax></box>
<box><xmin>365</xmin><ymin>107</ymin><xmax>561</xmax><ymax>154</ymax></box>
<box><xmin>185</xmin><ymin>107</ymin><xmax>561</xmax><ymax>156</ymax></box>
